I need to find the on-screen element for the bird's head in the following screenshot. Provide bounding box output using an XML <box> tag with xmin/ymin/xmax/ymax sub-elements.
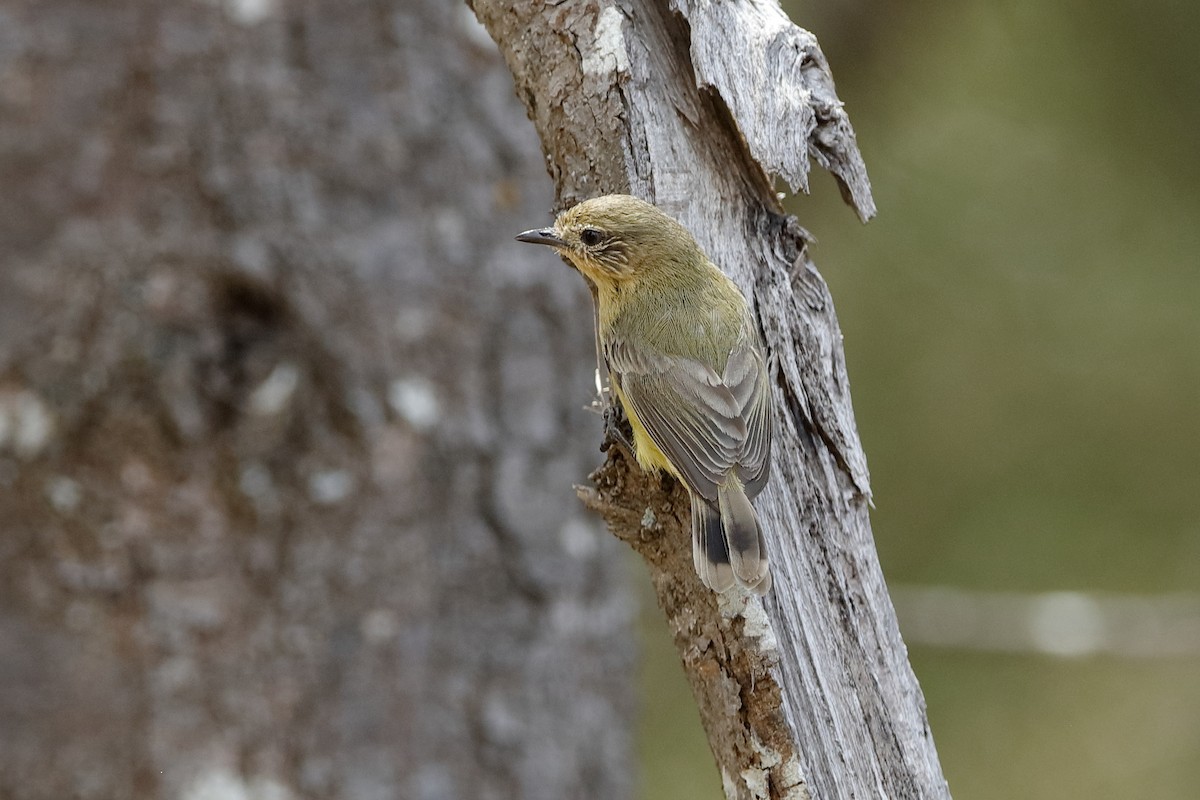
<box><xmin>516</xmin><ymin>195</ymin><xmax>699</xmax><ymax>286</ymax></box>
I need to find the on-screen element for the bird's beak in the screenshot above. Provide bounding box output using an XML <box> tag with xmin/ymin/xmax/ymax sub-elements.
<box><xmin>515</xmin><ymin>228</ymin><xmax>566</xmax><ymax>248</ymax></box>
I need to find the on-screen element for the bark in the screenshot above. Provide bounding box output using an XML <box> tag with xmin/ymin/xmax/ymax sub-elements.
<box><xmin>471</xmin><ymin>1</ymin><xmax>949</xmax><ymax>798</ymax></box>
<box><xmin>0</xmin><ymin>1</ymin><xmax>634</xmax><ymax>799</ymax></box>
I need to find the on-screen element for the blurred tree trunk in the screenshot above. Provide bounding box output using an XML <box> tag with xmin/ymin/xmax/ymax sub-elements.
<box><xmin>0</xmin><ymin>1</ymin><xmax>634</xmax><ymax>799</ymax></box>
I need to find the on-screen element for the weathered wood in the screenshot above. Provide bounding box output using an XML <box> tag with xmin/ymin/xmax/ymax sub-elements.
<box><xmin>471</xmin><ymin>0</ymin><xmax>949</xmax><ymax>797</ymax></box>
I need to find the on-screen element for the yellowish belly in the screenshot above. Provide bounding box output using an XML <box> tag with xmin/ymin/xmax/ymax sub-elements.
<box><xmin>612</xmin><ymin>383</ymin><xmax>680</xmax><ymax>479</ymax></box>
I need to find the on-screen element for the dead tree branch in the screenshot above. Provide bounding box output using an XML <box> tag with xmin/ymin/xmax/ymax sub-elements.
<box><xmin>472</xmin><ymin>0</ymin><xmax>950</xmax><ymax>798</ymax></box>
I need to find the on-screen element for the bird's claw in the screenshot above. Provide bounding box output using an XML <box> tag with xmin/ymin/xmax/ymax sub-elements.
<box><xmin>602</xmin><ymin>402</ymin><xmax>637</xmax><ymax>463</ymax></box>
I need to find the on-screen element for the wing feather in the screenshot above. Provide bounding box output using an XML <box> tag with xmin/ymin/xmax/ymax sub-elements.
<box><xmin>607</xmin><ymin>334</ymin><xmax>772</xmax><ymax>503</ymax></box>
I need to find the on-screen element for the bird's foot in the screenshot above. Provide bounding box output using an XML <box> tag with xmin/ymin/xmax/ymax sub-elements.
<box><xmin>601</xmin><ymin>403</ymin><xmax>637</xmax><ymax>464</ymax></box>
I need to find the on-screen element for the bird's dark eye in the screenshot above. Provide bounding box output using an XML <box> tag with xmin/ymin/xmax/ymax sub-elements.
<box><xmin>580</xmin><ymin>227</ymin><xmax>603</xmax><ymax>247</ymax></box>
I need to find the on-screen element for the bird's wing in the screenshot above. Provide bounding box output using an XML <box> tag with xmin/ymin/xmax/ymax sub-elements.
<box><xmin>723</xmin><ymin>339</ymin><xmax>773</xmax><ymax>497</ymax></box>
<box><xmin>607</xmin><ymin>336</ymin><xmax>771</xmax><ymax>503</ymax></box>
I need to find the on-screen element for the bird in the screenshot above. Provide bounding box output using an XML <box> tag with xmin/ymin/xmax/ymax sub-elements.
<box><xmin>516</xmin><ymin>194</ymin><xmax>774</xmax><ymax>594</ymax></box>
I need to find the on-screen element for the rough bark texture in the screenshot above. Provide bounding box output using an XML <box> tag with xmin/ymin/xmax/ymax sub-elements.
<box><xmin>0</xmin><ymin>1</ymin><xmax>634</xmax><ymax>799</ymax></box>
<box><xmin>472</xmin><ymin>1</ymin><xmax>949</xmax><ymax>798</ymax></box>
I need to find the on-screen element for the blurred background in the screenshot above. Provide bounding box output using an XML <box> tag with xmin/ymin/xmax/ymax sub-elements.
<box><xmin>641</xmin><ymin>0</ymin><xmax>1200</xmax><ymax>798</ymax></box>
<box><xmin>1</xmin><ymin>0</ymin><xmax>1195</xmax><ymax>798</ymax></box>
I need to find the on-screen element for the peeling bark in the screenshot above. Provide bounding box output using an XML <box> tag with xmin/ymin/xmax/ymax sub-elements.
<box><xmin>473</xmin><ymin>1</ymin><xmax>949</xmax><ymax>798</ymax></box>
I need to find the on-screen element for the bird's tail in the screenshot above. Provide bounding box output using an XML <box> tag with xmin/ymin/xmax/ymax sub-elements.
<box><xmin>690</xmin><ymin>480</ymin><xmax>771</xmax><ymax>595</ymax></box>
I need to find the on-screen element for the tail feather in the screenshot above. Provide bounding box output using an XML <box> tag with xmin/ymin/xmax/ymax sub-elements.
<box><xmin>691</xmin><ymin>494</ymin><xmax>734</xmax><ymax>592</ymax></box>
<box><xmin>689</xmin><ymin>481</ymin><xmax>771</xmax><ymax>594</ymax></box>
<box><xmin>718</xmin><ymin>479</ymin><xmax>770</xmax><ymax>593</ymax></box>
<box><xmin>690</xmin><ymin>495</ymin><xmax>705</xmax><ymax>580</ymax></box>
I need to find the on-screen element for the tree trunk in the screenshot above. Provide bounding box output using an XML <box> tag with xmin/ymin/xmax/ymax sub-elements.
<box><xmin>0</xmin><ymin>1</ymin><xmax>634</xmax><ymax>798</ymax></box>
<box><xmin>471</xmin><ymin>1</ymin><xmax>950</xmax><ymax>798</ymax></box>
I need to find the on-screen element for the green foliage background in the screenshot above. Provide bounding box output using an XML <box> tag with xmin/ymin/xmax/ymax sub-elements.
<box><xmin>640</xmin><ymin>1</ymin><xmax>1200</xmax><ymax>797</ymax></box>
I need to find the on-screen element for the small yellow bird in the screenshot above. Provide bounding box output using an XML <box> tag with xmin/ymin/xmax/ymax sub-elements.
<box><xmin>517</xmin><ymin>195</ymin><xmax>774</xmax><ymax>594</ymax></box>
